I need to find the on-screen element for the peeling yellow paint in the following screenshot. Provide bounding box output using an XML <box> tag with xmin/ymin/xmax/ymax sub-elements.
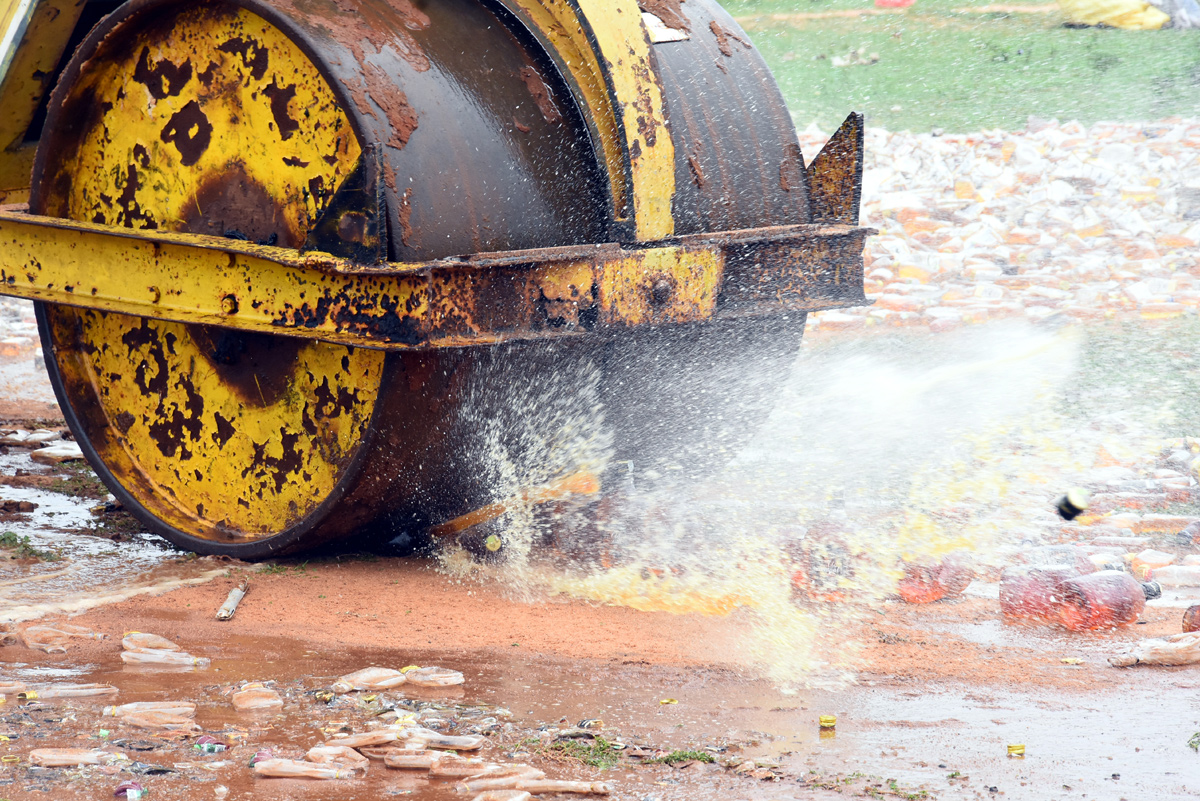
<box><xmin>38</xmin><ymin>6</ymin><xmax>384</xmax><ymax>542</ymax></box>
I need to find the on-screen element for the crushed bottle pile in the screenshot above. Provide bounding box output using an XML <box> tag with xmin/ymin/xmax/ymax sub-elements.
<box><xmin>802</xmin><ymin>117</ymin><xmax>1200</xmax><ymax>333</ymax></box>
<box><xmin>0</xmin><ymin>635</ymin><xmax>623</xmax><ymax>799</ymax></box>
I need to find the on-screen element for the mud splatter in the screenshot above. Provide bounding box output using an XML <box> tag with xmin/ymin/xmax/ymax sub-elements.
<box><xmin>364</xmin><ymin>63</ymin><xmax>419</xmax><ymax>149</ymax></box>
<box><xmin>779</xmin><ymin>142</ymin><xmax>806</xmax><ymax>193</ymax></box>
<box><xmin>709</xmin><ymin>20</ymin><xmax>750</xmax><ymax>58</ymax></box>
<box><xmin>397</xmin><ymin>186</ymin><xmax>414</xmax><ymax>247</ymax></box>
<box><xmin>520</xmin><ymin>66</ymin><xmax>562</xmax><ymax>125</ymax></box>
<box><xmin>687</xmin><ymin>151</ymin><xmax>706</xmax><ymax>188</ymax></box>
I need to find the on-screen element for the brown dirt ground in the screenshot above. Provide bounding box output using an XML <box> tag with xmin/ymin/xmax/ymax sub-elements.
<box><xmin>15</xmin><ymin>560</ymin><xmax>1186</xmax><ymax>695</ymax></box>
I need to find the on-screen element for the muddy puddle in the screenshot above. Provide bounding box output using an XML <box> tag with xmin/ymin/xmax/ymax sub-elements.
<box><xmin>0</xmin><ymin>448</ymin><xmax>228</xmax><ymax>625</ymax></box>
<box><xmin>2</xmin><ymin>625</ymin><xmax>1199</xmax><ymax>800</ymax></box>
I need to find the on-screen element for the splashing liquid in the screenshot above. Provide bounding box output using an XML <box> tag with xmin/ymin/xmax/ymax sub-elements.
<box><xmin>440</xmin><ymin>322</ymin><xmax>1087</xmax><ymax>687</ymax></box>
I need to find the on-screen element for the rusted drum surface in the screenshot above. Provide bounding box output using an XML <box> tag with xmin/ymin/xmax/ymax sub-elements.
<box><xmin>32</xmin><ymin>0</ymin><xmax>815</xmax><ymax>556</ymax></box>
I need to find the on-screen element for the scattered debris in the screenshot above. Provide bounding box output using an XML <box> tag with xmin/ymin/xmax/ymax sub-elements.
<box><xmin>807</xmin><ymin>119</ymin><xmax>1200</xmax><ymax>335</ymax></box>
<box><xmin>1056</xmin><ymin>488</ymin><xmax>1091</xmax><ymax>520</ymax></box>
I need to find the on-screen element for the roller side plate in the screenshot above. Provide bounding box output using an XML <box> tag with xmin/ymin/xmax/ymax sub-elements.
<box><xmin>0</xmin><ymin>207</ymin><xmax>872</xmax><ymax>350</ymax></box>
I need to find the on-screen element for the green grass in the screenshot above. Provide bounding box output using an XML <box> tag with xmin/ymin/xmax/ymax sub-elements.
<box><xmin>47</xmin><ymin>462</ymin><xmax>108</xmax><ymax>499</ymax></box>
<box><xmin>0</xmin><ymin>531</ymin><xmax>61</xmax><ymax>561</ymax></box>
<box><xmin>1189</xmin><ymin>731</ymin><xmax>1200</xmax><ymax>752</ymax></box>
<box><xmin>539</xmin><ymin>736</ymin><xmax>623</xmax><ymax>770</ymax></box>
<box><xmin>720</xmin><ymin>0</ymin><xmax>1200</xmax><ymax>132</ymax></box>
<box><xmin>646</xmin><ymin>749</ymin><xmax>717</xmax><ymax>765</ymax></box>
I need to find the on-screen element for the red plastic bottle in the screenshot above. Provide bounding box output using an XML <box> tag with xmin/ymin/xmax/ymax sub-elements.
<box><xmin>1058</xmin><ymin>571</ymin><xmax>1145</xmax><ymax>631</ymax></box>
<box><xmin>999</xmin><ymin>565</ymin><xmax>1081</xmax><ymax>620</ymax></box>
<box><xmin>1183</xmin><ymin>605</ymin><xmax>1200</xmax><ymax>633</ymax></box>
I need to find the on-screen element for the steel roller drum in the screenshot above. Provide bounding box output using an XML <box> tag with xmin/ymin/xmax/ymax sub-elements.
<box><xmin>25</xmin><ymin>0</ymin><xmax>848</xmax><ymax>557</ymax></box>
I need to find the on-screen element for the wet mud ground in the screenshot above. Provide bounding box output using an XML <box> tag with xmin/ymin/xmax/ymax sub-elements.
<box><xmin>3</xmin><ymin>324</ymin><xmax>1200</xmax><ymax>800</ymax></box>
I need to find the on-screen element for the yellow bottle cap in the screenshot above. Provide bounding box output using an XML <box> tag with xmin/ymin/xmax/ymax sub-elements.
<box><xmin>484</xmin><ymin>535</ymin><xmax>503</xmax><ymax>552</ymax></box>
<box><xmin>819</xmin><ymin>715</ymin><xmax>837</xmax><ymax>728</ymax></box>
<box><xmin>659</xmin><ymin>698</ymin><xmax>677</xmax><ymax>705</ymax></box>
<box><xmin>1007</xmin><ymin>744</ymin><xmax>1025</xmax><ymax>756</ymax></box>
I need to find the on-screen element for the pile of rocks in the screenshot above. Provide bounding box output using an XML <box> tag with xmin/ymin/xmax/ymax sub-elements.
<box><xmin>802</xmin><ymin>117</ymin><xmax>1200</xmax><ymax>333</ymax></box>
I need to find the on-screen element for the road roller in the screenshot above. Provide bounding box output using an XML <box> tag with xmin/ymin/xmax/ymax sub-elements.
<box><xmin>0</xmin><ymin>0</ymin><xmax>870</xmax><ymax>558</ymax></box>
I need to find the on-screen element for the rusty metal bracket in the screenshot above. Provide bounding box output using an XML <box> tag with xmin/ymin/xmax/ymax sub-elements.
<box><xmin>808</xmin><ymin>112</ymin><xmax>865</xmax><ymax>226</ymax></box>
<box><xmin>0</xmin><ymin>205</ymin><xmax>871</xmax><ymax>350</ymax></box>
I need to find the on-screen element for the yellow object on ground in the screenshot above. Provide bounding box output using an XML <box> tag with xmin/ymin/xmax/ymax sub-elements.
<box><xmin>1057</xmin><ymin>0</ymin><xmax>1169</xmax><ymax>28</ymax></box>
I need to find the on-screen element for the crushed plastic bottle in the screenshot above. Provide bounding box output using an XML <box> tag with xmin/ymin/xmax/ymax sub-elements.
<box><xmin>231</xmin><ymin>683</ymin><xmax>283</xmax><ymax>710</ymax></box>
<box><xmin>36</xmin><ymin>683</ymin><xmax>118</xmax><ymax>698</ymax></box>
<box><xmin>1000</xmin><ymin>565</ymin><xmax>1082</xmax><ymax>620</ymax></box>
<box><xmin>1110</xmin><ymin>632</ymin><xmax>1200</xmax><ymax>666</ymax></box>
<box><xmin>119</xmin><ymin>711</ymin><xmax>201</xmax><ymax>732</ymax></box>
<box><xmin>429</xmin><ymin>753</ymin><xmax>495</xmax><ymax>777</ymax></box>
<box><xmin>324</xmin><ymin>729</ymin><xmax>399</xmax><ymax>748</ymax></box>
<box><xmin>121</xmin><ymin>632</ymin><xmax>179</xmax><ymax>652</ymax></box>
<box><xmin>507</xmin><ymin>780</ymin><xmax>610</xmax><ymax>794</ymax></box>
<box><xmin>21</xmin><ymin>624</ymin><xmax>105</xmax><ymax>653</ymax></box>
<box><xmin>405</xmin><ymin>726</ymin><xmax>485</xmax><ymax>750</ymax></box>
<box><xmin>252</xmin><ymin>757</ymin><xmax>361</xmax><ymax>779</ymax></box>
<box><xmin>306</xmin><ymin>745</ymin><xmax>371</xmax><ymax>769</ymax></box>
<box><xmin>216</xmin><ymin>581</ymin><xmax>248</xmax><ymax>621</ymax></box>
<box><xmin>104</xmin><ymin>701</ymin><xmax>196</xmax><ymax>719</ymax></box>
<box><xmin>1148</xmin><ymin>565</ymin><xmax>1200</xmax><ymax>586</ymax></box>
<box><xmin>29</xmin><ymin>748</ymin><xmax>125</xmax><ymax>766</ymax></box>
<box><xmin>456</xmin><ymin>766</ymin><xmax>546</xmax><ymax>791</ymax></box>
<box><xmin>404</xmin><ymin>666</ymin><xmax>465</xmax><ymax>687</ymax></box>
<box><xmin>331</xmin><ymin>667</ymin><xmax>407</xmax><ymax>693</ymax></box>
<box><xmin>467</xmin><ymin>791</ymin><xmax>533</xmax><ymax>801</ymax></box>
<box><xmin>1130</xmin><ymin>549</ymin><xmax>1176</xmax><ymax>579</ymax></box>
<box><xmin>381</xmin><ymin>749</ymin><xmax>441</xmax><ymax>769</ymax></box>
<box><xmin>1058</xmin><ymin>571</ymin><xmax>1146</xmax><ymax>631</ymax></box>
<box><xmin>121</xmin><ymin>648</ymin><xmax>210</xmax><ymax>668</ymax></box>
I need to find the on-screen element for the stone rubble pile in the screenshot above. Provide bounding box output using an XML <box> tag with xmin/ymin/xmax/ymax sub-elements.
<box><xmin>800</xmin><ymin>117</ymin><xmax>1200</xmax><ymax>333</ymax></box>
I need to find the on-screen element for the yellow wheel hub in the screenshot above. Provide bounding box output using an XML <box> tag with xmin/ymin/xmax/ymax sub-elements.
<box><xmin>37</xmin><ymin>4</ymin><xmax>384</xmax><ymax>543</ymax></box>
